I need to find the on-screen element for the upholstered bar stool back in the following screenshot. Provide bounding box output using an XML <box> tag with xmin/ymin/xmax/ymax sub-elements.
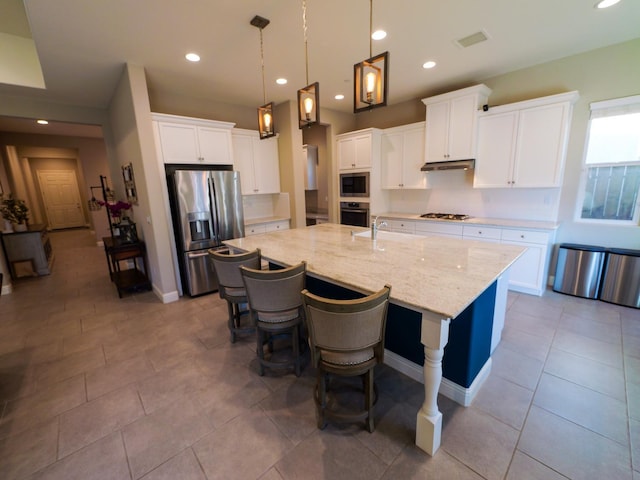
<box><xmin>208</xmin><ymin>248</ymin><xmax>261</xmax><ymax>343</ymax></box>
<box><xmin>241</xmin><ymin>262</ymin><xmax>307</xmax><ymax>376</ymax></box>
<box><xmin>302</xmin><ymin>284</ymin><xmax>391</xmax><ymax>432</ymax></box>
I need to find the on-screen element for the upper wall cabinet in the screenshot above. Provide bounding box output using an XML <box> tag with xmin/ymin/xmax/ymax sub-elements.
<box><xmin>232</xmin><ymin>128</ymin><xmax>280</xmax><ymax>195</ymax></box>
<box><xmin>422</xmin><ymin>84</ymin><xmax>492</xmax><ymax>164</ymax></box>
<box><xmin>152</xmin><ymin>113</ymin><xmax>235</xmax><ymax>165</ymax></box>
<box><xmin>473</xmin><ymin>91</ymin><xmax>579</xmax><ymax>188</ymax></box>
<box><xmin>337</xmin><ymin>129</ymin><xmax>381</xmax><ymax>171</ymax></box>
<box><xmin>381</xmin><ymin>122</ymin><xmax>426</xmax><ymax>189</ymax></box>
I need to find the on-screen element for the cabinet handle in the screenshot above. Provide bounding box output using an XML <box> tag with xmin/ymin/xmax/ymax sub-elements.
<box><xmin>520</xmin><ymin>234</ymin><xmax>525</xmax><ymax>239</ymax></box>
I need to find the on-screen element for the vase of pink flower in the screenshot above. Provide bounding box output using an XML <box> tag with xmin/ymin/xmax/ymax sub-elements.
<box><xmin>99</xmin><ymin>200</ymin><xmax>132</xmax><ymax>225</ymax></box>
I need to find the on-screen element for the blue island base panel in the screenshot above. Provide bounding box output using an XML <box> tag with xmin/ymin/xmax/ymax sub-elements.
<box><xmin>305</xmin><ymin>275</ymin><xmax>497</xmax><ymax>389</ymax></box>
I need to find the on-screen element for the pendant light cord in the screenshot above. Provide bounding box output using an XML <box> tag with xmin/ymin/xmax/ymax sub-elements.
<box><xmin>302</xmin><ymin>0</ymin><xmax>309</xmax><ymax>85</ymax></box>
<box><xmin>259</xmin><ymin>27</ymin><xmax>267</xmax><ymax>104</ymax></box>
<box><xmin>369</xmin><ymin>0</ymin><xmax>373</xmax><ymax>58</ymax></box>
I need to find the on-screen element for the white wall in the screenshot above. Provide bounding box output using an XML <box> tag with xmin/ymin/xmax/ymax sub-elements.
<box><xmin>107</xmin><ymin>63</ymin><xmax>179</xmax><ymax>302</ymax></box>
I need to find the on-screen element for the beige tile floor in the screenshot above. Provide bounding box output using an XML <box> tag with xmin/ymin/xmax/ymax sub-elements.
<box><xmin>0</xmin><ymin>228</ymin><xmax>639</xmax><ymax>479</ymax></box>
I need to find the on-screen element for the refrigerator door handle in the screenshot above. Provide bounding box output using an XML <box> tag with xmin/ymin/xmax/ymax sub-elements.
<box><xmin>186</xmin><ymin>250</ymin><xmax>210</xmax><ymax>259</ymax></box>
<box><xmin>207</xmin><ymin>176</ymin><xmax>221</xmax><ymax>245</ymax></box>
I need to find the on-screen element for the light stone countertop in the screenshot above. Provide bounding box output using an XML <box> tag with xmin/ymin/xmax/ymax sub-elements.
<box><xmin>244</xmin><ymin>216</ymin><xmax>290</xmax><ymax>226</ymax></box>
<box><xmin>374</xmin><ymin>212</ymin><xmax>559</xmax><ymax>231</ymax></box>
<box><xmin>224</xmin><ymin>223</ymin><xmax>525</xmax><ymax>320</ymax></box>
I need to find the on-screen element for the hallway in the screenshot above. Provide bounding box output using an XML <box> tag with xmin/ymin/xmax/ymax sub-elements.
<box><xmin>0</xmin><ymin>228</ymin><xmax>638</xmax><ymax>479</ymax></box>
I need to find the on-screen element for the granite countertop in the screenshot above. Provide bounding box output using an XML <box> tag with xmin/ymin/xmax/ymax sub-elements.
<box><xmin>225</xmin><ymin>223</ymin><xmax>524</xmax><ymax>319</ymax></box>
<box><xmin>306</xmin><ymin>212</ymin><xmax>329</xmax><ymax>220</ymax></box>
<box><xmin>374</xmin><ymin>212</ymin><xmax>559</xmax><ymax>231</ymax></box>
<box><xmin>244</xmin><ymin>216</ymin><xmax>290</xmax><ymax>226</ymax></box>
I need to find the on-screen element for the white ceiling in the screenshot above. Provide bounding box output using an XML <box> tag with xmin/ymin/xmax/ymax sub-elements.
<box><xmin>0</xmin><ymin>0</ymin><xmax>639</xmax><ymax>136</ymax></box>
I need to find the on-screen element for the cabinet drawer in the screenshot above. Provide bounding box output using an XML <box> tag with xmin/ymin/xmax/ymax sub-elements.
<box><xmin>415</xmin><ymin>222</ymin><xmax>463</xmax><ymax>237</ymax></box>
<box><xmin>265</xmin><ymin>220</ymin><xmax>290</xmax><ymax>232</ymax></box>
<box><xmin>384</xmin><ymin>219</ymin><xmax>415</xmax><ymax>233</ymax></box>
<box><xmin>245</xmin><ymin>225</ymin><xmax>266</xmax><ymax>236</ymax></box>
<box><xmin>501</xmin><ymin>228</ymin><xmax>550</xmax><ymax>244</ymax></box>
<box><xmin>462</xmin><ymin>225</ymin><xmax>502</xmax><ymax>240</ymax></box>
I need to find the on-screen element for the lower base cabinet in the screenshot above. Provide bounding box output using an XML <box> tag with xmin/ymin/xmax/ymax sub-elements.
<box><xmin>245</xmin><ymin>219</ymin><xmax>290</xmax><ymax>236</ymax></box>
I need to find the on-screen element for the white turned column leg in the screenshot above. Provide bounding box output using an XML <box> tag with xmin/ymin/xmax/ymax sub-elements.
<box><xmin>415</xmin><ymin>314</ymin><xmax>450</xmax><ymax>456</ymax></box>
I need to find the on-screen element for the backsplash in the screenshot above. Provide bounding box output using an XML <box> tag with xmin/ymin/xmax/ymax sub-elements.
<box><xmin>385</xmin><ymin>170</ymin><xmax>561</xmax><ymax>222</ymax></box>
<box><xmin>242</xmin><ymin>192</ymin><xmax>291</xmax><ymax>221</ymax></box>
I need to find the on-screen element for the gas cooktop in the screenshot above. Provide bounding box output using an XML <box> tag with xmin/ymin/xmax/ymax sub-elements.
<box><xmin>420</xmin><ymin>213</ymin><xmax>471</xmax><ymax>221</ymax></box>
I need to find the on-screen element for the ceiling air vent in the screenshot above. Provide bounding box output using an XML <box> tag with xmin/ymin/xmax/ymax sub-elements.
<box><xmin>455</xmin><ymin>30</ymin><xmax>489</xmax><ymax>48</ymax></box>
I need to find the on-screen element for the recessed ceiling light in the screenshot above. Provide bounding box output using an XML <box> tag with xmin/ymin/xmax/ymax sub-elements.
<box><xmin>422</xmin><ymin>61</ymin><xmax>436</xmax><ymax>69</ymax></box>
<box><xmin>595</xmin><ymin>0</ymin><xmax>620</xmax><ymax>8</ymax></box>
<box><xmin>36</xmin><ymin>119</ymin><xmax>48</xmax><ymax>125</ymax></box>
<box><xmin>371</xmin><ymin>30</ymin><xmax>386</xmax><ymax>40</ymax></box>
<box><xmin>276</xmin><ymin>78</ymin><xmax>287</xmax><ymax>85</ymax></box>
<box><xmin>185</xmin><ymin>53</ymin><xmax>200</xmax><ymax>62</ymax></box>
<box><xmin>335</xmin><ymin>94</ymin><xmax>345</xmax><ymax>100</ymax></box>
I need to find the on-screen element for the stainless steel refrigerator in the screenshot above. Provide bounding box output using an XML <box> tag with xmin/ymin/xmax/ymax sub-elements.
<box><xmin>166</xmin><ymin>167</ymin><xmax>245</xmax><ymax>296</ymax></box>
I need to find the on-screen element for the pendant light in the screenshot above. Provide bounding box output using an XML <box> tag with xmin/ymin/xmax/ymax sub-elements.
<box><xmin>297</xmin><ymin>0</ymin><xmax>320</xmax><ymax>129</ymax></box>
<box><xmin>251</xmin><ymin>15</ymin><xmax>276</xmax><ymax>139</ymax></box>
<box><xmin>354</xmin><ymin>0</ymin><xmax>389</xmax><ymax>113</ymax></box>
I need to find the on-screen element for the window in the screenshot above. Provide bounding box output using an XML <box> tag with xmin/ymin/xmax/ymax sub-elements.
<box><xmin>578</xmin><ymin>95</ymin><xmax>640</xmax><ymax>223</ymax></box>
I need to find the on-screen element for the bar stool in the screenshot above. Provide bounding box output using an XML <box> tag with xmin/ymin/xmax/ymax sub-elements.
<box><xmin>301</xmin><ymin>285</ymin><xmax>391</xmax><ymax>432</ymax></box>
<box><xmin>241</xmin><ymin>262</ymin><xmax>307</xmax><ymax>376</ymax></box>
<box><xmin>208</xmin><ymin>248</ymin><xmax>261</xmax><ymax>343</ymax></box>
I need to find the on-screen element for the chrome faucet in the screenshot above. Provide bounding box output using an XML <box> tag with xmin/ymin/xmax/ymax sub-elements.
<box><xmin>371</xmin><ymin>216</ymin><xmax>388</xmax><ymax>240</ymax></box>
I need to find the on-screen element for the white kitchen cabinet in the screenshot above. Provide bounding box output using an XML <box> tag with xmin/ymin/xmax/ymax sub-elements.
<box><xmin>337</xmin><ymin>129</ymin><xmax>381</xmax><ymax>171</ymax></box>
<box><xmin>245</xmin><ymin>219</ymin><xmax>289</xmax><ymax>236</ymax></box>
<box><xmin>381</xmin><ymin>122</ymin><xmax>426</xmax><ymax>189</ymax></box>
<box><xmin>414</xmin><ymin>222</ymin><xmax>463</xmax><ymax>239</ymax></box>
<box><xmin>152</xmin><ymin>114</ymin><xmax>235</xmax><ymax>165</ymax></box>
<box><xmin>232</xmin><ymin>129</ymin><xmax>280</xmax><ymax>195</ymax></box>
<box><xmin>245</xmin><ymin>224</ymin><xmax>266</xmax><ymax>236</ymax></box>
<box><xmin>500</xmin><ymin>228</ymin><xmax>552</xmax><ymax>296</ymax></box>
<box><xmin>462</xmin><ymin>225</ymin><xmax>502</xmax><ymax>242</ymax></box>
<box><xmin>381</xmin><ymin>218</ymin><xmax>415</xmax><ymax>234</ymax></box>
<box><xmin>422</xmin><ymin>84</ymin><xmax>491</xmax><ymax>164</ymax></box>
<box><xmin>265</xmin><ymin>220</ymin><xmax>290</xmax><ymax>232</ymax></box>
<box><xmin>303</xmin><ymin>145</ymin><xmax>318</xmax><ymax>190</ymax></box>
<box><xmin>474</xmin><ymin>91</ymin><xmax>578</xmax><ymax>188</ymax></box>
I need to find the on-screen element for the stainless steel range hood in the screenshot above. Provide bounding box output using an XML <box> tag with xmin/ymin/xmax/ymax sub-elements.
<box><xmin>420</xmin><ymin>159</ymin><xmax>475</xmax><ymax>172</ymax></box>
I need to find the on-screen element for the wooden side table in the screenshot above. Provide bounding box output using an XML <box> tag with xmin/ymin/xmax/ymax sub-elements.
<box><xmin>103</xmin><ymin>237</ymin><xmax>151</xmax><ymax>297</ymax></box>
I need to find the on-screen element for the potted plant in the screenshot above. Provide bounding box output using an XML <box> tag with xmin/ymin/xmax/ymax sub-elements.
<box><xmin>0</xmin><ymin>194</ymin><xmax>29</xmax><ymax>231</ymax></box>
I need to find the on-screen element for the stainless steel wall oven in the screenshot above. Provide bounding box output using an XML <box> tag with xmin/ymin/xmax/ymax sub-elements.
<box><xmin>340</xmin><ymin>201</ymin><xmax>370</xmax><ymax>228</ymax></box>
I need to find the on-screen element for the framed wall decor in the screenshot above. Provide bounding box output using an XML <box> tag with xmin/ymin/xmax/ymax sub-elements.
<box><xmin>121</xmin><ymin>163</ymin><xmax>138</xmax><ymax>205</ymax></box>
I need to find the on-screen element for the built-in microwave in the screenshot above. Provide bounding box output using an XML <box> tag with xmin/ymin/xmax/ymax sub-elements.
<box><xmin>339</xmin><ymin>172</ymin><xmax>369</xmax><ymax>197</ymax></box>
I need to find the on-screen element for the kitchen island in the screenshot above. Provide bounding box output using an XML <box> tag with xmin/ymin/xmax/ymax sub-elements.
<box><xmin>224</xmin><ymin>223</ymin><xmax>524</xmax><ymax>455</ymax></box>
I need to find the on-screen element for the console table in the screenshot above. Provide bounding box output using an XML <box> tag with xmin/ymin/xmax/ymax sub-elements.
<box><xmin>102</xmin><ymin>237</ymin><xmax>151</xmax><ymax>297</ymax></box>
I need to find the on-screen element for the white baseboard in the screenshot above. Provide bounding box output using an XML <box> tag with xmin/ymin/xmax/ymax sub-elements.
<box><xmin>154</xmin><ymin>285</ymin><xmax>179</xmax><ymax>303</ymax></box>
<box><xmin>1</xmin><ymin>283</ymin><xmax>13</xmax><ymax>296</ymax></box>
<box><xmin>384</xmin><ymin>349</ymin><xmax>492</xmax><ymax>407</ymax></box>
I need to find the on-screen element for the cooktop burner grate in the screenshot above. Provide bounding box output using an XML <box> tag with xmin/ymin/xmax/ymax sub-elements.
<box><xmin>420</xmin><ymin>213</ymin><xmax>471</xmax><ymax>220</ymax></box>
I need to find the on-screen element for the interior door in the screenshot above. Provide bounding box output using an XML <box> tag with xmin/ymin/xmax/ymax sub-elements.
<box><xmin>37</xmin><ymin>169</ymin><xmax>86</xmax><ymax>229</ymax></box>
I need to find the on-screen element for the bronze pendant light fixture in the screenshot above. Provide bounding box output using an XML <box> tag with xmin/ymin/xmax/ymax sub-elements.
<box><xmin>354</xmin><ymin>0</ymin><xmax>389</xmax><ymax>113</ymax></box>
<box><xmin>251</xmin><ymin>15</ymin><xmax>276</xmax><ymax>139</ymax></box>
<box><xmin>297</xmin><ymin>0</ymin><xmax>320</xmax><ymax>129</ymax></box>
